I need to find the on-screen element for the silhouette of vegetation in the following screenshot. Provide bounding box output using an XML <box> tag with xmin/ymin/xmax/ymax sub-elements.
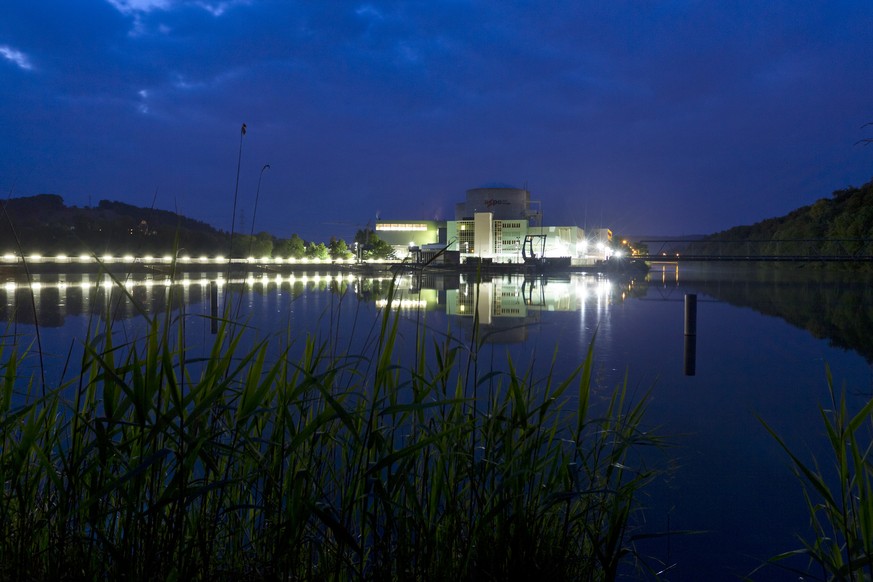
<box><xmin>328</xmin><ymin>237</ymin><xmax>354</xmax><ymax>260</ymax></box>
<box><xmin>761</xmin><ymin>376</ymin><xmax>873</xmax><ymax>580</ymax></box>
<box><xmin>354</xmin><ymin>227</ymin><xmax>397</xmax><ymax>260</ymax></box>
<box><xmin>702</xmin><ymin>178</ymin><xmax>873</xmax><ymax>260</ymax></box>
<box><xmin>0</xmin><ymin>276</ymin><xmax>659</xmax><ymax>581</ymax></box>
<box><xmin>0</xmin><ymin>194</ymin><xmax>361</xmax><ymax>259</ymax></box>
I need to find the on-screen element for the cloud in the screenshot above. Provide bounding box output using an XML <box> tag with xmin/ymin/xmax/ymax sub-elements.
<box><xmin>137</xmin><ymin>89</ymin><xmax>149</xmax><ymax>114</ymax></box>
<box><xmin>195</xmin><ymin>1</ymin><xmax>248</xmax><ymax>17</ymax></box>
<box><xmin>104</xmin><ymin>0</ymin><xmax>248</xmax><ymax>16</ymax></box>
<box><xmin>355</xmin><ymin>4</ymin><xmax>384</xmax><ymax>21</ymax></box>
<box><xmin>104</xmin><ymin>0</ymin><xmax>251</xmax><ymax>36</ymax></box>
<box><xmin>105</xmin><ymin>0</ymin><xmax>172</xmax><ymax>14</ymax></box>
<box><xmin>0</xmin><ymin>45</ymin><xmax>34</xmax><ymax>70</ymax></box>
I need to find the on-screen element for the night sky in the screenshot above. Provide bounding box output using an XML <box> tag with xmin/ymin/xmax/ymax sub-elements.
<box><xmin>2</xmin><ymin>1</ymin><xmax>872</xmax><ymax>242</ymax></box>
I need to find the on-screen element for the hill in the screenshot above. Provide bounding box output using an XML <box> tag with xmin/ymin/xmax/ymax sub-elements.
<box><xmin>706</xmin><ymin>178</ymin><xmax>873</xmax><ymax>250</ymax></box>
<box><xmin>0</xmin><ymin>194</ymin><xmax>232</xmax><ymax>256</ymax></box>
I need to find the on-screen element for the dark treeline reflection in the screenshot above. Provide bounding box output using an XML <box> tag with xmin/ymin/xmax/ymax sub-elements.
<box><xmin>0</xmin><ymin>272</ymin><xmax>368</xmax><ymax>328</ymax></box>
<box><xmin>675</xmin><ymin>264</ymin><xmax>873</xmax><ymax>362</ymax></box>
<box><xmin>0</xmin><ymin>281</ymin><xmax>202</xmax><ymax>327</ymax></box>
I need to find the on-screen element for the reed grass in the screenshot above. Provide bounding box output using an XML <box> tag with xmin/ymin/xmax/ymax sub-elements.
<box><xmin>0</xmin><ymin>271</ymin><xmax>659</xmax><ymax>581</ymax></box>
<box><xmin>761</xmin><ymin>367</ymin><xmax>873</xmax><ymax>581</ymax></box>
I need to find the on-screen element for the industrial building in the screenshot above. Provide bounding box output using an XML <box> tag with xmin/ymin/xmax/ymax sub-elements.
<box><xmin>375</xmin><ymin>186</ymin><xmax>614</xmax><ymax>265</ymax></box>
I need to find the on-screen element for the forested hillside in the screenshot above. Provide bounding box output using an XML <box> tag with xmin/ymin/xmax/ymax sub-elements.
<box><xmin>0</xmin><ymin>194</ymin><xmax>375</xmax><ymax>260</ymax></box>
<box><xmin>706</xmin><ymin>178</ymin><xmax>873</xmax><ymax>251</ymax></box>
<box><xmin>0</xmin><ymin>194</ymin><xmax>229</xmax><ymax>255</ymax></box>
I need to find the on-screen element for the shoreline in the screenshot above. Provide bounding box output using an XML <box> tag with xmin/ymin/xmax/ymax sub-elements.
<box><xmin>0</xmin><ymin>256</ymin><xmax>651</xmax><ymax>277</ymax></box>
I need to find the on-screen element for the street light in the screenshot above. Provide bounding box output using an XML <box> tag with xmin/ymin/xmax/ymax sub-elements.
<box><xmin>249</xmin><ymin>164</ymin><xmax>271</xmax><ymax>236</ymax></box>
<box><xmin>247</xmin><ymin>163</ymin><xmax>271</xmax><ymax>258</ymax></box>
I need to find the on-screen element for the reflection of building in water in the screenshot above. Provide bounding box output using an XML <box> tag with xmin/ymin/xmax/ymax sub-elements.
<box><xmin>448</xmin><ymin>279</ymin><xmax>528</xmax><ymax>324</ymax></box>
<box><xmin>0</xmin><ymin>272</ymin><xmax>630</xmax><ymax>352</ymax></box>
<box><xmin>353</xmin><ymin>272</ymin><xmax>624</xmax><ymax>343</ymax></box>
<box><xmin>443</xmin><ymin>274</ymin><xmax>618</xmax><ymax>342</ymax></box>
<box><xmin>375</xmin><ymin>186</ymin><xmax>617</xmax><ymax>264</ymax></box>
<box><xmin>446</xmin><ymin>275</ymin><xmax>609</xmax><ymax>318</ymax></box>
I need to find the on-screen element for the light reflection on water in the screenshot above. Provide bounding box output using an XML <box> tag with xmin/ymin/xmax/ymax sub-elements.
<box><xmin>2</xmin><ymin>266</ymin><xmax>873</xmax><ymax>581</ymax></box>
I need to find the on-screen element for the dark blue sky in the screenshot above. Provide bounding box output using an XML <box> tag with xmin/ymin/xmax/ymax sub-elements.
<box><xmin>2</xmin><ymin>1</ymin><xmax>872</xmax><ymax>241</ymax></box>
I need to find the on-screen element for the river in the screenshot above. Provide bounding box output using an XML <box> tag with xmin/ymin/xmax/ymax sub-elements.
<box><xmin>3</xmin><ymin>263</ymin><xmax>871</xmax><ymax>580</ymax></box>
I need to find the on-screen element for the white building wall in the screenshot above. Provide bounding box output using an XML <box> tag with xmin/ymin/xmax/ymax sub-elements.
<box><xmin>477</xmin><ymin>282</ymin><xmax>493</xmax><ymax>325</ymax></box>
<box><xmin>527</xmin><ymin>226</ymin><xmax>587</xmax><ymax>258</ymax></box>
<box><xmin>474</xmin><ymin>212</ymin><xmax>493</xmax><ymax>258</ymax></box>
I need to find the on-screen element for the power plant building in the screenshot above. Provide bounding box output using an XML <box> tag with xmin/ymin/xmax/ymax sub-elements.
<box><xmin>375</xmin><ymin>186</ymin><xmax>614</xmax><ymax>264</ymax></box>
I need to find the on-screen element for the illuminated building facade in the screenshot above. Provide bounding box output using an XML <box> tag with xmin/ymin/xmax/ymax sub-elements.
<box><xmin>376</xmin><ymin>187</ymin><xmax>614</xmax><ymax>263</ymax></box>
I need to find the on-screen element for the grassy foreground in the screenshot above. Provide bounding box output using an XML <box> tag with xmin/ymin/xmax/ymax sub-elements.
<box><xmin>0</xmin><ymin>276</ymin><xmax>659</xmax><ymax>581</ymax></box>
<box><xmin>762</xmin><ymin>369</ymin><xmax>873</xmax><ymax>581</ymax></box>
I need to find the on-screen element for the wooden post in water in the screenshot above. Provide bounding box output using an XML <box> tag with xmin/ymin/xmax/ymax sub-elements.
<box><xmin>210</xmin><ymin>281</ymin><xmax>218</xmax><ymax>334</ymax></box>
<box><xmin>684</xmin><ymin>293</ymin><xmax>697</xmax><ymax>376</ymax></box>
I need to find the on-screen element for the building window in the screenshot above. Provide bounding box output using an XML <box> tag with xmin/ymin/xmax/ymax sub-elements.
<box><xmin>377</xmin><ymin>223</ymin><xmax>429</xmax><ymax>231</ymax></box>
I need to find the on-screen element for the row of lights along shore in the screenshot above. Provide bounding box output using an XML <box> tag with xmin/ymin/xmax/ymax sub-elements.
<box><xmin>0</xmin><ymin>254</ymin><xmax>376</xmax><ymax>264</ymax></box>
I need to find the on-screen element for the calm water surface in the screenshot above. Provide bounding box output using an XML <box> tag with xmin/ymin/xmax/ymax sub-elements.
<box><xmin>3</xmin><ymin>264</ymin><xmax>872</xmax><ymax>581</ymax></box>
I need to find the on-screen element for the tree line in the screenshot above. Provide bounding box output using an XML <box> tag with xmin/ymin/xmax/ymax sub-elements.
<box><xmin>705</xmin><ymin>178</ymin><xmax>873</xmax><ymax>248</ymax></box>
<box><xmin>0</xmin><ymin>194</ymin><xmax>396</xmax><ymax>260</ymax></box>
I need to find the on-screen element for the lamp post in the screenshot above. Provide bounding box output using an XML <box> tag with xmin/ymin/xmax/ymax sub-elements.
<box><xmin>249</xmin><ymin>164</ymin><xmax>271</xmax><ymax>238</ymax></box>
<box><xmin>247</xmin><ymin>164</ymin><xmax>270</xmax><ymax>257</ymax></box>
<box><xmin>228</xmin><ymin>122</ymin><xmax>246</xmax><ymax>260</ymax></box>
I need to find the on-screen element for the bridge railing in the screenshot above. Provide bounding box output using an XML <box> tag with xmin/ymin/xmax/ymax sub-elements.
<box><xmin>636</xmin><ymin>239</ymin><xmax>873</xmax><ymax>262</ymax></box>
